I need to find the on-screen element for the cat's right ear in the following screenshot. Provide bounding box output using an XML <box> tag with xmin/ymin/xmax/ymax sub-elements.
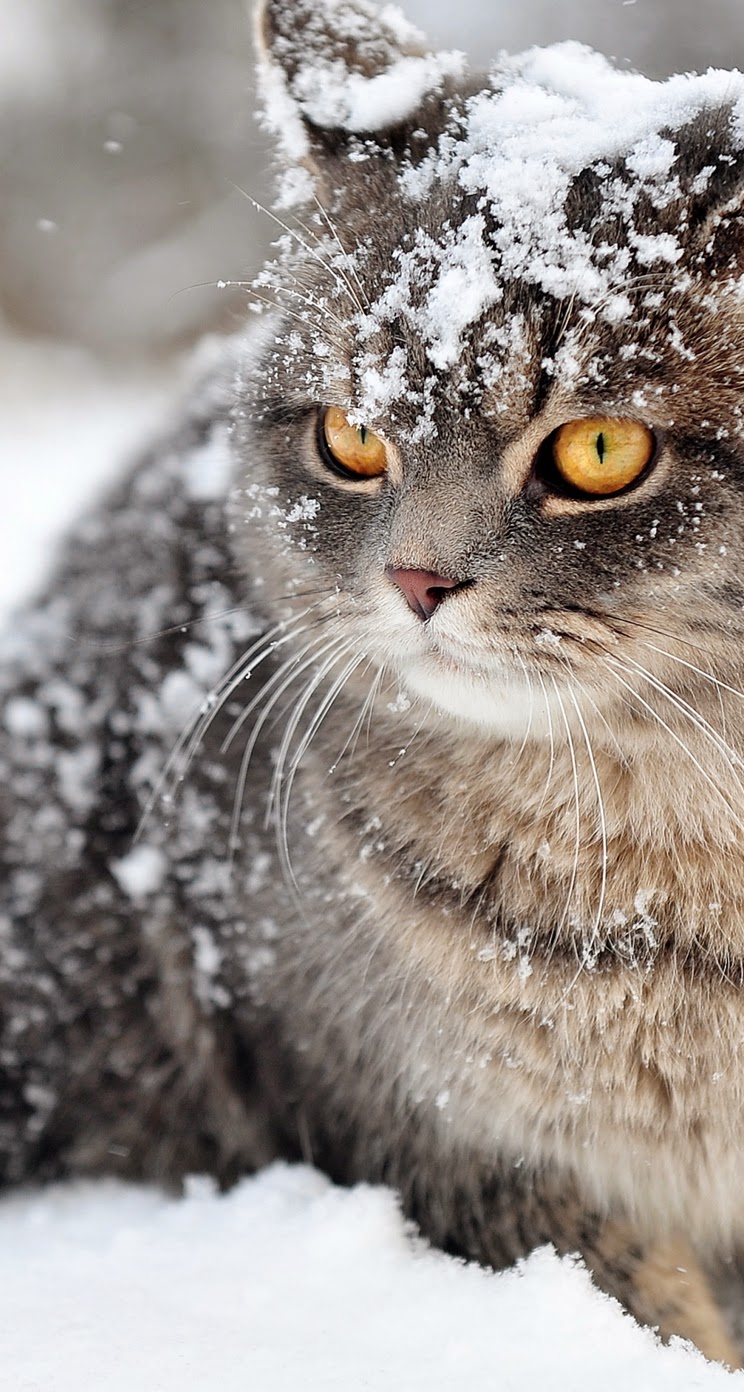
<box><xmin>253</xmin><ymin>0</ymin><xmax>465</xmax><ymax>204</ymax></box>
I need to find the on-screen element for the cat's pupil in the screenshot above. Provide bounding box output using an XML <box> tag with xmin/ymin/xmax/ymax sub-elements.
<box><xmin>596</xmin><ymin>432</ymin><xmax>606</xmax><ymax>463</ymax></box>
<box><xmin>359</xmin><ymin>427</ymin><xmax>368</xmax><ymax>446</ymax></box>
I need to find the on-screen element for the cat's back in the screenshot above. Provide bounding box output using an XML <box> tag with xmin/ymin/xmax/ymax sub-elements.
<box><xmin>0</xmin><ymin>372</ymin><xmax>276</xmax><ymax>1186</ymax></box>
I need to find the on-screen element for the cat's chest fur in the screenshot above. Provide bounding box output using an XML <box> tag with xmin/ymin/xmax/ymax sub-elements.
<box><xmin>228</xmin><ymin>695</ymin><xmax>744</xmax><ymax>1247</ymax></box>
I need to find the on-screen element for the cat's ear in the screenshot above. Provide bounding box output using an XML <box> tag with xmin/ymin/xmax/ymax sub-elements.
<box><xmin>254</xmin><ymin>0</ymin><xmax>465</xmax><ymax>204</ymax></box>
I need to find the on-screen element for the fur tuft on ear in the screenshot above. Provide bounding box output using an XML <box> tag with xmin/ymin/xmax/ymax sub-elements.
<box><xmin>703</xmin><ymin>184</ymin><xmax>744</xmax><ymax>278</ymax></box>
<box><xmin>688</xmin><ymin>103</ymin><xmax>744</xmax><ymax>278</ymax></box>
<box><xmin>254</xmin><ymin>0</ymin><xmax>466</xmax><ymax>204</ymax></box>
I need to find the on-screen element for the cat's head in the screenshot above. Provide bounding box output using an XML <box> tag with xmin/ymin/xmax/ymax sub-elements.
<box><xmin>231</xmin><ymin>0</ymin><xmax>744</xmax><ymax>744</ymax></box>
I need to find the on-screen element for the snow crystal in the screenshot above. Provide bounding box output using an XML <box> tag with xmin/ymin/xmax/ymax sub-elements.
<box><xmin>157</xmin><ymin>670</ymin><xmax>206</xmax><ymax>730</ymax></box>
<box><xmin>111</xmin><ymin>845</ymin><xmax>167</xmax><ymax>899</ymax></box>
<box><xmin>291</xmin><ymin>50</ymin><xmax>466</xmax><ymax>134</ymax></box>
<box><xmin>630</xmin><ymin>232</ymin><xmax>682</xmax><ymax>267</ymax></box>
<box><xmin>3</xmin><ymin>695</ymin><xmax>47</xmax><ymax>739</ymax></box>
<box><xmin>55</xmin><ymin>743</ymin><xmax>100</xmax><ymax>814</ymax></box>
<box><xmin>183</xmin><ymin>425</ymin><xmax>234</xmax><ymax>503</ymax></box>
<box><xmin>284</xmin><ymin>495</ymin><xmax>321</xmax><ymax>524</ymax></box>
<box><xmin>387</xmin><ymin>689</ymin><xmax>412</xmax><ymax>714</ymax></box>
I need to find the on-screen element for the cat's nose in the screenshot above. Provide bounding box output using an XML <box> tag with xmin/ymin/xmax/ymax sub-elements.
<box><xmin>385</xmin><ymin>567</ymin><xmax>461</xmax><ymax>622</ymax></box>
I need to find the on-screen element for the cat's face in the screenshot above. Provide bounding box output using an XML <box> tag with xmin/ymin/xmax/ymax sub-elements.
<box><xmin>231</xmin><ymin>0</ymin><xmax>744</xmax><ymax>742</ymax></box>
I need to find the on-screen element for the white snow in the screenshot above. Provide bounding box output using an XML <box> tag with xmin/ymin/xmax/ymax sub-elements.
<box><xmin>183</xmin><ymin>424</ymin><xmax>234</xmax><ymax>502</ymax></box>
<box><xmin>368</xmin><ymin>46</ymin><xmax>744</xmax><ymax>386</ymax></box>
<box><xmin>291</xmin><ymin>49</ymin><xmax>466</xmax><ymax>133</ymax></box>
<box><xmin>257</xmin><ymin>0</ymin><xmax>465</xmax><ymax>153</ymax></box>
<box><xmin>111</xmin><ymin>844</ymin><xmax>168</xmax><ymax>900</ymax></box>
<box><xmin>2</xmin><ymin>1164</ymin><xmax>741</xmax><ymax>1391</ymax></box>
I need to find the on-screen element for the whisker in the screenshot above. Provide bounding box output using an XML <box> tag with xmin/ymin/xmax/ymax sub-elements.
<box><xmin>267</xmin><ymin>637</ymin><xmax>357</xmax><ymax>828</ymax></box>
<box><xmin>570</xmin><ymin>671</ymin><xmax>628</xmax><ymax>765</ymax></box>
<box><xmin>333</xmin><ymin>662</ymin><xmax>384</xmax><ymax>771</ymax></box>
<box><xmin>226</xmin><ymin>632</ymin><xmax>349</xmax><ymax>865</ymax></box>
<box><xmin>136</xmin><ymin>605</ymin><xmax>319</xmax><ymax>839</ymax></box>
<box><xmin>290</xmin><ymin>208</ymin><xmax>367</xmax><ymax>317</ymax></box>
<box><xmin>514</xmin><ymin>653</ymin><xmax>535</xmax><ymax>760</ymax></box>
<box><xmin>566</xmin><ymin>682</ymin><xmax>608</xmax><ymax>962</ymax></box>
<box><xmin>255</xmin><ymin>272</ymin><xmax>353</xmax><ymax>337</ymax></box>
<box><xmin>66</xmin><ymin>603</ymin><xmax>251</xmax><ymax>657</ymax></box>
<box><xmin>549</xmin><ymin>676</ymin><xmax>582</xmax><ymax>939</ymax></box>
<box><xmin>244</xmin><ymin>285</ymin><xmax>350</xmax><ymax>352</ymax></box>
<box><xmin>311</xmin><ymin>194</ymin><xmax>369</xmax><ymax>310</ymax></box>
<box><xmin>640</xmin><ymin>641</ymin><xmax>744</xmax><ymax>705</ymax></box>
<box><xmin>535</xmin><ymin>670</ymin><xmax>556</xmax><ymax>811</ymax></box>
<box><xmin>231</xmin><ymin>184</ymin><xmax>364</xmax><ymax>315</ymax></box>
<box><xmin>603</xmin><ymin>658</ymin><xmax>744</xmax><ymax>834</ymax></box>
<box><xmin>220</xmin><ymin>623</ymin><xmax>338</xmax><ymax>756</ymax></box>
<box><xmin>614</xmin><ymin>612</ymin><xmax>732</xmax><ymax>662</ymax></box>
<box><xmin>617</xmin><ymin>654</ymin><xmax>744</xmax><ymax>783</ymax></box>
<box><xmin>275</xmin><ymin>648</ymin><xmax>364</xmax><ymax>891</ymax></box>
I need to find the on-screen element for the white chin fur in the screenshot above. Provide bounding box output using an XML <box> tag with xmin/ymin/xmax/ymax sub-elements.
<box><xmin>401</xmin><ymin>657</ymin><xmax>552</xmax><ymax>738</ymax></box>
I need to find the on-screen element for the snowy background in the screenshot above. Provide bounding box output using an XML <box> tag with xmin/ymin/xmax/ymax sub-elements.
<box><xmin>2</xmin><ymin>1</ymin><xmax>744</xmax><ymax>1386</ymax></box>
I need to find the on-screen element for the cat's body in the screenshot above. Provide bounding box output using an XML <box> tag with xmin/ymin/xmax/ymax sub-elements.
<box><xmin>3</xmin><ymin>0</ymin><xmax>744</xmax><ymax>1365</ymax></box>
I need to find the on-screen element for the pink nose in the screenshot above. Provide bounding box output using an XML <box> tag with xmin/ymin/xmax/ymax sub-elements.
<box><xmin>386</xmin><ymin>567</ymin><xmax>460</xmax><ymax>621</ymax></box>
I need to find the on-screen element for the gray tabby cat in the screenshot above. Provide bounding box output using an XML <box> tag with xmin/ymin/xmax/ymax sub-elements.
<box><xmin>3</xmin><ymin>0</ymin><xmax>744</xmax><ymax>1365</ymax></box>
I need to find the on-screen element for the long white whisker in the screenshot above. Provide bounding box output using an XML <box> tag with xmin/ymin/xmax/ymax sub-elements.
<box><xmin>333</xmin><ymin>662</ymin><xmax>384</xmax><ymax>771</ymax></box>
<box><xmin>267</xmin><ymin>637</ymin><xmax>357</xmax><ymax>832</ymax></box>
<box><xmin>220</xmin><ymin>626</ymin><xmax>339</xmax><ymax>756</ymax></box>
<box><xmin>615</xmin><ymin>654</ymin><xmax>744</xmax><ymax>787</ymax></box>
<box><xmin>604</xmin><ymin>659</ymin><xmax>744</xmax><ymax>834</ymax></box>
<box><xmin>226</xmin><ymin>633</ymin><xmax>348</xmax><ymax>864</ymax></box>
<box><xmin>136</xmin><ymin>605</ymin><xmax>317</xmax><ymax>838</ymax></box>
<box><xmin>259</xmin><ymin>276</ymin><xmax>353</xmax><ymax>337</ymax></box>
<box><xmin>232</xmin><ymin>184</ymin><xmax>363</xmax><ymax>316</ymax></box>
<box><xmin>549</xmin><ymin>676</ymin><xmax>582</xmax><ymax>938</ymax></box>
<box><xmin>535</xmin><ymin>670</ymin><xmax>556</xmax><ymax>811</ymax></box>
<box><xmin>641</xmin><ymin>641</ymin><xmax>744</xmax><ymax>705</ymax></box>
<box><xmin>244</xmin><ymin>284</ymin><xmax>350</xmax><ymax>352</ymax></box>
<box><xmin>566</xmin><ymin>683</ymin><xmax>608</xmax><ymax>962</ymax></box>
<box><xmin>311</xmin><ymin>194</ymin><xmax>369</xmax><ymax>310</ymax></box>
<box><xmin>275</xmin><ymin>649</ymin><xmax>364</xmax><ymax>891</ymax></box>
<box><xmin>514</xmin><ymin>654</ymin><xmax>535</xmax><ymax>760</ymax></box>
<box><xmin>570</xmin><ymin>672</ymin><xmax>627</xmax><ymax>764</ymax></box>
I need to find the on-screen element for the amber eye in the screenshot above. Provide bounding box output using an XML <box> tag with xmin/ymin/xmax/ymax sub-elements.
<box><xmin>320</xmin><ymin>406</ymin><xmax>388</xmax><ymax>480</ymax></box>
<box><xmin>551</xmin><ymin>418</ymin><xmax>655</xmax><ymax>497</ymax></box>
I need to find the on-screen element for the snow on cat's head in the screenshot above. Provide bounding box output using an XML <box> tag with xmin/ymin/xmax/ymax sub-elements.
<box><xmin>231</xmin><ymin>0</ymin><xmax>744</xmax><ymax>742</ymax></box>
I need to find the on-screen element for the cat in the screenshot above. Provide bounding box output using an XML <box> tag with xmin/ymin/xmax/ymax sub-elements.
<box><xmin>2</xmin><ymin>0</ymin><xmax>744</xmax><ymax>1366</ymax></box>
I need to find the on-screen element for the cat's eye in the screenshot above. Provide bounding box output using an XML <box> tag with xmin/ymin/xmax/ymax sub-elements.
<box><xmin>550</xmin><ymin>418</ymin><xmax>655</xmax><ymax>497</ymax></box>
<box><xmin>319</xmin><ymin>407</ymin><xmax>388</xmax><ymax>480</ymax></box>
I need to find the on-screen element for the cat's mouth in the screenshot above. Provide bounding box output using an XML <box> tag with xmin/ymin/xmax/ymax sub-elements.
<box><xmin>398</xmin><ymin>640</ymin><xmax>545</xmax><ymax>734</ymax></box>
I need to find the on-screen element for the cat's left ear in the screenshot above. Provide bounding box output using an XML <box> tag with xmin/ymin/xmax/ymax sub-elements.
<box><xmin>253</xmin><ymin>0</ymin><xmax>466</xmax><ymax>203</ymax></box>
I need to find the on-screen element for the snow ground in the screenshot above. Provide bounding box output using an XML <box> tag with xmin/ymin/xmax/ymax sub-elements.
<box><xmin>1</xmin><ymin>341</ymin><xmax>742</xmax><ymax>1388</ymax></box>
<box><xmin>2</xmin><ymin>1165</ymin><xmax>740</xmax><ymax>1392</ymax></box>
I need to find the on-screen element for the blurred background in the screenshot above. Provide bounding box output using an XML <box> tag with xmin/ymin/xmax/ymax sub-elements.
<box><xmin>0</xmin><ymin>0</ymin><xmax>743</xmax><ymax>606</ymax></box>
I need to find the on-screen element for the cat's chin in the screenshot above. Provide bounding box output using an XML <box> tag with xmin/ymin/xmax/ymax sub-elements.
<box><xmin>399</xmin><ymin>655</ymin><xmax>551</xmax><ymax>738</ymax></box>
